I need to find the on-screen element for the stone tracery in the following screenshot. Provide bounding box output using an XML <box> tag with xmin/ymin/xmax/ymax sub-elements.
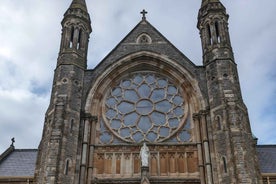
<box><xmin>101</xmin><ymin>72</ymin><xmax>191</xmax><ymax>143</ymax></box>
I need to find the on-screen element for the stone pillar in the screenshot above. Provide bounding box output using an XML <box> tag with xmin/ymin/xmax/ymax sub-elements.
<box><xmin>193</xmin><ymin>113</ymin><xmax>206</xmax><ymax>184</ymax></box>
<box><xmin>141</xmin><ymin>166</ymin><xmax>150</xmax><ymax>184</ymax></box>
<box><xmin>87</xmin><ymin>116</ymin><xmax>98</xmax><ymax>184</ymax></box>
<box><xmin>79</xmin><ymin>113</ymin><xmax>93</xmax><ymax>184</ymax></box>
<box><xmin>200</xmin><ymin>110</ymin><xmax>213</xmax><ymax>184</ymax></box>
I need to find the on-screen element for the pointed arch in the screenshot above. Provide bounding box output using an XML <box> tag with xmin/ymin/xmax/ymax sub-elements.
<box><xmin>85</xmin><ymin>51</ymin><xmax>207</xmax><ymax>115</ymax></box>
<box><xmin>83</xmin><ymin>51</ymin><xmax>207</xmax><ymax>180</ymax></box>
<box><xmin>206</xmin><ymin>24</ymin><xmax>212</xmax><ymax>45</ymax></box>
<box><xmin>70</xmin><ymin>119</ymin><xmax>74</xmax><ymax>132</ymax></box>
<box><xmin>215</xmin><ymin>21</ymin><xmax>220</xmax><ymax>43</ymax></box>
<box><xmin>64</xmin><ymin>158</ymin><xmax>72</xmax><ymax>175</ymax></box>
<box><xmin>137</xmin><ymin>33</ymin><xmax>152</xmax><ymax>44</ymax></box>
<box><xmin>70</xmin><ymin>26</ymin><xmax>74</xmax><ymax>48</ymax></box>
<box><xmin>77</xmin><ymin>28</ymin><xmax>82</xmax><ymax>49</ymax></box>
<box><xmin>215</xmin><ymin>115</ymin><xmax>222</xmax><ymax>130</ymax></box>
<box><xmin>222</xmin><ymin>156</ymin><xmax>227</xmax><ymax>173</ymax></box>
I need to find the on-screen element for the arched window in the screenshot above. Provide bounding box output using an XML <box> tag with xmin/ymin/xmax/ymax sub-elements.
<box><xmin>215</xmin><ymin>21</ymin><xmax>220</xmax><ymax>43</ymax></box>
<box><xmin>207</xmin><ymin>24</ymin><xmax>212</xmax><ymax>45</ymax></box>
<box><xmin>77</xmin><ymin>29</ymin><xmax>82</xmax><ymax>49</ymax></box>
<box><xmin>216</xmin><ymin>116</ymin><xmax>222</xmax><ymax>130</ymax></box>
<box><xmin>70</xmin><ymin>119</ymin><xmax>74</xmax><ymax>132</ymax></box>
<box><xmin>100</xmin><ymin>72</ymin><xmax>190</xmax><ymax>144</ymax></box>
<box><xmin>70</xmin><ymin>27</ymin><xmax>74</xmax><ymax>48</ymax></box>
<box><xmin>222</xmin><ymin>157</ymin><xmax>227</xmax><ymax>173</ymax></box>
<box><xmin>64</xmin><ymin>159</ymin><xmax>70</xmax><ymax>175</ymax></box>
<box><xmin>137</xmin><ymin>33</ymin><xmax>152</xmax><ymax>44</ymax></box>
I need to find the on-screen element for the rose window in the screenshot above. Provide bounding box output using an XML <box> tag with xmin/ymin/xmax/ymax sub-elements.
<box><xmin>103</xmin><ymin>72</ymin><xmax>188</xmax><ymax>143</ymax></box>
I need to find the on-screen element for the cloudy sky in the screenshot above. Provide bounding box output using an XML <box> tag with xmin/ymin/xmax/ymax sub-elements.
<box><xmin>0</xmin><ymin>0</ymin><xmax>275</xmax><ymax>153</ymax></box>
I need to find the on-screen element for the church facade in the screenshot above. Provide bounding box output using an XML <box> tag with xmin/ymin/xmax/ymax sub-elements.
<box><xmin>33</xmin><ymin>0</ymin><xmax>264</xmax><ymax>183</ymax></box>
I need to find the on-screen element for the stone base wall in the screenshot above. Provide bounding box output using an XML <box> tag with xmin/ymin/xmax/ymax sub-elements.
<box><xmin>0</xmin><ymin>178</ymin><xmax>34</xmax><ymax>184</ymax></box>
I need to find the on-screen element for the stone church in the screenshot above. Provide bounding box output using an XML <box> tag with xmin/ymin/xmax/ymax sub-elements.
<box><xmin>0</xmin><ymin>0</ymin><xmax>275</xmax><ymax>183</ymax></box>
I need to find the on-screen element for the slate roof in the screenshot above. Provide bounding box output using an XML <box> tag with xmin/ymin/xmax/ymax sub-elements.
<box><xmin>0</xmin><ymin>149</ymin><xmax>37</xmax><ymax>177</ymax></box>
<box><xmin>257</xmin><ymin>145</ymin><xmax>276</xmax><ymax>173</ymax></box>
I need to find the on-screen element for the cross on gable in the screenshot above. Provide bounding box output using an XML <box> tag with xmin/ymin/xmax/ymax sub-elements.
<box><xmin>140</xmin><ymin>9</ymin><xmax>148</xmax><ymax>20</ymax></box>
<box><xmin>11</xmin><ymin>137</ymin><xmax>15</xmax><ymax>146</ymax></box>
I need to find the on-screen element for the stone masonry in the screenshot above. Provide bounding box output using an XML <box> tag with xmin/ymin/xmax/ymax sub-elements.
<box><xmin>34</xmin><ymin>0</ymin><xmax>263</xmax><ymax>183</ymax></box>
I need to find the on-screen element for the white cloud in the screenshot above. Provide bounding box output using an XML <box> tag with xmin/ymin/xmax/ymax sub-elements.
<box><xmin>0</xmin><ymin>0</ymin><xmax>275</xmax><ymax>153</ymax></box>
<box><xmin>0</xmin><ymin>88</ymin><xmax>48</xmax><ymax>151</ymax></box>
<box><xmin>226</xmin><ymin>1</ymin><xmax>276</xmax><ymax>144</ymax></box>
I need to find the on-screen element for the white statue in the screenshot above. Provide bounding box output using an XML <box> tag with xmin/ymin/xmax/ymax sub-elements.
<box><xmin>140</xmin><ymin>142</ymin><xmax>149</xmax><ymax>167</ymax></box>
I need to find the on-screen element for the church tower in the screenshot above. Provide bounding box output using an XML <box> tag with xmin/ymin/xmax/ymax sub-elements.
<box><xmin>34</xmin><ymin>0</ymin><xmax>92</xmax><ymax>183</ymax></box>
<box><xmin>198</xmin><ymin>0</ymin><xmax>262</xmax><ymax>183</ymax></box>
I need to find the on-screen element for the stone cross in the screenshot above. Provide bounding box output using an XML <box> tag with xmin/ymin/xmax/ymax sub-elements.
<box><xmin>11</xmin><ymin>137</ymin><xmax>15</xmax><ymax>146</ymax></box>
<box><xmin>140</xmin><ymin>9</ymin><xmax>148</xmax><ymax>20</ymax></box>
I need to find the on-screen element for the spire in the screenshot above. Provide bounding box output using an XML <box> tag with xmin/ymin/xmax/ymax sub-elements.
<box><xmin>69</xmin><ymin>0</ymin><xmax>88</xmax><ymax>12</ymax></box>
<box><xmin>57</xmin><ymin>0</ymin><xmax>92</xmax><ymax>69</ymax></box>
<box><xmin>201</xmin><ymin>0</ymin><xmax>220</xmax><ymax>7</ymax></box>
<box><xmin>65</xmin><ymin>0</ymin><xmax>90</xmax><ymax>22</ymax></box>
<box><xmin>198</xmin><ymin>0</ymin><xmax>231</xmax><ymax>65</ymax></box>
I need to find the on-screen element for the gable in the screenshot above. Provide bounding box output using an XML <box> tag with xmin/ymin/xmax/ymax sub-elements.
<box><xmin>92</xmin><ymin>19</ymin><xmax>197</xmax><ymax>76</ymax></box>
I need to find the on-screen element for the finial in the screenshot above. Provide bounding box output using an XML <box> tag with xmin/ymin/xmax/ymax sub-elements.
<box><xmin>69</xmin><ymin>0</ymin><xmax>88</xmax><ymax>12</ymax></box>
<box><xmin>11</xmin><ymin>137</ymin><xmax>15</xmax><ymax>147</ymax></box>
<box><xmin>140</xmin><ymin>9</ymin><xmax>148</xmax><ymax>20</ymax></box>
<box><xmin>201</xmin><ymin>0</ymin><xmax>220</xmax><ymax>7</ymax></box>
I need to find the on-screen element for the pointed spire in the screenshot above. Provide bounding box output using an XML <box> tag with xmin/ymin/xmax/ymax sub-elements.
<box><xmin>69</xmin><ymin>0</ymin><xmax>88</xmax><ymax>12</ymax></box>
<box><xmin>58</xmin><ymin>0</ymin><xmax>92</xmax><ymax>69</ymax></box>
<box><xmin>198</xmin><ymin>0</ymin><xmax>233</xmax><ymax>65</ymax></box>
<box><xmin>64</xmin><ymin>0</ymin><xmax>90</xmax><ymax>23</ymax></box>
<box><xmin>201</xmin><ymin>0</ymin><xmax>220</xmax><ymax>7</ymax></box>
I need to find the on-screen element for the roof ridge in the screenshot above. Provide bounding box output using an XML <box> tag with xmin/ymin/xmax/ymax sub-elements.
<box><xmin>257</xmin><ymin>144</ymin><xmax>276</xmax><ymax>147</ymax></box>
<box><xmin>14</xmin><ymin>149</ymin><xmax>38</xmax><ymax>152</ymax></box>
<box><xmin>0</xmin><ymin>145</ymin><xmax>14</xmax><ymax>164</ymax></box>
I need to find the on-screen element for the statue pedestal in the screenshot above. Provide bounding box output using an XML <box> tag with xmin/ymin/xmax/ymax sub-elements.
<box><xmin>141</xmin><ymin>166</ymin><xmax>150</xmax><ymax>184</ymax></box>
<box><xmin>141</xmin><ymin>166</ymin><xmax>149</xmax><ymax>178</ymax></box>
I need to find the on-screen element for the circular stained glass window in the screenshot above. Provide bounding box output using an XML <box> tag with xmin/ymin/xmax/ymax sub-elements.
<box><xmin>103</xmin><ymin>72</ymin><xmax>188</xmax><ymax>143</ymax></box>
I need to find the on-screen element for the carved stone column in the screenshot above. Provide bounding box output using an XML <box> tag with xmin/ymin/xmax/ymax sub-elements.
<box><xmin>200</xmin><ymin>110</ymin><xmax>213</xmax><ymax>184</ymax></box>
<box><xmin>87</xmin><ymin>116</ymin><xmax>98</xmax><ymax>184</ymax></box>
<box><xmin>79</xmin><ymin>113</ymin><xmax>93</xmax><ymax>184</ymax></box>
<box><xmin>193</xmin><ymin>113</ymin><xmax>206</xmax><ymax>184</ymax></box>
